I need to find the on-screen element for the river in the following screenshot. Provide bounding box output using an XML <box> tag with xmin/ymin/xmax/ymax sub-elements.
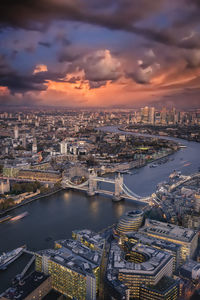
<box><xmin>0</xmin><ymin>126</ymin><xmax>200</xmax><ymax>292</ymax></box>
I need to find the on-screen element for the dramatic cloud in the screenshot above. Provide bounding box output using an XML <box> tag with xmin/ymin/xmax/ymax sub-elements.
<box><xmin>83</xmin><ymin>50</ymin><xmax>122</xmax><ymax>82</ymax></box>
<box><xmin>0</xmin><ymin>0</ymin><xmax>200</xmax><ymax>108</ymax></box>
<box><xmin>33</xmin><ymin>64</ymin><xmax>48</xmax><ymax>74</ymax></box>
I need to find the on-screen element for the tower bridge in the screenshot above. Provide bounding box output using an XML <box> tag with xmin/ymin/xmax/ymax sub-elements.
<box><xmin>62</xmin><ymin>171</ymin><xmax>157</xmax><ymax>205</ymax></box>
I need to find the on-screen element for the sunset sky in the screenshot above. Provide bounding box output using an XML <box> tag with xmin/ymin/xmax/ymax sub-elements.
<box><xmin>0</xmin><ymin>0</ymin><xmax>200</xmax><ymax>108</ymax></box>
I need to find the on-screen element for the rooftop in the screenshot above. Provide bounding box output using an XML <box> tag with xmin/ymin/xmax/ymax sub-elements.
<box><xmin>106</xmin><ymin>241</ymin><xmax>172</xmax><ymax>277</ymax></box>
<box><xmin>1</xmin><ymin>271</ymin><xmax>49</xmax><ymax>300</ymax></box>
<box><xmin>38</xmin><ymin>239</ymin><xmax>101</xmax><ymax>277</ymax></box>
<box><xmin>139</xmin><ymin>219</ymin><xmax>197</xmax><ymax>243</ymax></box>
<box><xmin>126</xmin><ymin>232</ymin><xmax>181</xmax><ymax>252</ymax></box>
<box><xmin>72</xmin><ymin>229</ymin><xmax>105</xmax><ymax>250</ymax></box>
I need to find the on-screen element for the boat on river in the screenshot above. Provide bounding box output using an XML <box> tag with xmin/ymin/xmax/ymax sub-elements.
<box><xmin>10</xmin><ymin>212</ymin><xmax>29</xmax><ymax>221</ymax></box>
<box><xmin>149</xmin><ymin>164</ymin><xmax>158</xmax><ymax>168</ymax></box>
<box><xmin>0</xmin><ymin>246</ymin><xmax>25</xmax><ymax>270</ymax></box>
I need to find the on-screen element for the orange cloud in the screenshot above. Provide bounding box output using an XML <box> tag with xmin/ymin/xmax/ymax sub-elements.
<box><xmin>33</xmin><ymin>64</ymin><xmax>48</xmax><ymax>74</ymax></box>
<box><xmin>0</xmin><ymin>86</ymin><xmax>10</xmax><ymax>95</ymax></box>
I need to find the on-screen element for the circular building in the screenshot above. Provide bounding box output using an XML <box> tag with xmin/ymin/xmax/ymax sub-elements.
<box><xmin>116</xmin><ymin>210</ymin><xmax>144</xmax><ymax>234</ymax></box>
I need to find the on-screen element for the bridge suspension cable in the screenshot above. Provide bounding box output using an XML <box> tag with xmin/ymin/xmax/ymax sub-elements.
<box><xmin>64</xmin><ymin>179</ymin><xmax>89</xmax><ymax>188</ymax></box>
<box><xmin>121</xmin><ymin>183</ymin><xmax>142</xmax><ymax>199</ymax></box>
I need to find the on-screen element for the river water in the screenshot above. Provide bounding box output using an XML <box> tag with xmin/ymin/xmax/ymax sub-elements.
<box><xmin>0</xmin><ymin>126</ymin><xmax>200</xmax><ymax>292</ymax></box>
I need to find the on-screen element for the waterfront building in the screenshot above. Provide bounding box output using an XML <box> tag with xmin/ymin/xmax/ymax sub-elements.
<box><xmin>35</xmin><ymin>239</ymin><xmax>102</xmax><ymax>300</ymax></box>
<box><xmin>139</xmin><ymin>219</ymin><xmax>198</xmax><ymax>262</ymax></box>
<box><xmin>71</xmin><ymin>229</ymin><xmax>105</xmax><ymax>253</ymax></box>
<box><xmin>0</xmin><ymin>271</ymin><xmax>51</xmax><ymax>300</ymax></box>
<box><xmin>125</xmin><ymin>231</ymin><xmax>181</xmax><ymax>271</ymax></box>
<box><xmin>116</xmin><ymin>210</ymin><xmax>144</xmax><ymax>235</ymax></box>
<box><xmin>140</xmin><ymin>276</ymin><xmax>179</xmax><ymax>300</ymax></box>
<box><xmin>17</xmin><ymin>169</ymin><xmax>61</xmax><ymax>182</ymax></box>
<box><xmin>106</xmin><ymin>241</ymin><xmax>173</xmax><ymax>299</ymax></box>
<box><xmin>0</xmin><ymin>179</ymin><xmax>10</xmax><ymax>194</ymax></box>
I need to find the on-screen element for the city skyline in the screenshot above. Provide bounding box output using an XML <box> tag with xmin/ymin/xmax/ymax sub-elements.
<box><xmin>0</xmin><ymin>1</ymin><xmax>200</xmax><ymax>109</ymax></box>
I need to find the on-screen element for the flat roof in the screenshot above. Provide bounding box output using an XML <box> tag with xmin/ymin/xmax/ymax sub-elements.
<box><xmin>106</xmin><ymin>241</ymin><xmax>172</xmax><ymax>277</ymax></box>
<box><xmin>126</xmin><ymin>232</ymin><xmax>181</xmax><ymax>252</ymax></box>
<box><xmin>37</xmin><ymin>239</ymin><xmax>101</xmax><ymax>277</ymax></box>
<box><xmin>1</xmin><ymin>271</ymin><xmax>49</xmax><ymax>300</ymax></box>
<box><xmin>72</xmin><ymin>229</ymin><xmax>105</xmax><ymax>250</ymax></box>
<box><xmin>139</xmin><ymin>219</ymin><xmax>197</xmax><ymax>243</ymax></box>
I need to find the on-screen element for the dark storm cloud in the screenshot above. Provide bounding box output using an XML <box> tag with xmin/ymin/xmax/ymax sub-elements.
<box><xmin>0</xmin><ymin>56</ymin><xmax>66</xmax><ymax>93</ymax></box>
<box><xmin>152</xmin><ymin>88</ymin><xmax>200</xmax><ymax>109</ymax></box>
<box><xmin>2</xmin><ymin>0</ymin><xmax>199</xmax><ymax>49</ymax></box>
<box><xmin>0</xmin><ymin>0</ymin><xmax>163</xmax><ymax>31</ymax></box>
<box><xmin>58</xmin><ymin>48</ymin><xmax>81</xmax><ymax>62</ymax></box>
<box><xmin>38</xmin><ymin>41</ymin><xmax>52</xmax><ymax>48</ymax></box>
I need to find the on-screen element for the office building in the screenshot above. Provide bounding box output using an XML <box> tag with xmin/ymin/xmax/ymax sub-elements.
<box><xmin>32</xmin><ymin>137</ymin><xmax>37</xmax><ymax>153</ymax></box>
<box><xmin>106</xmin><ymin>241</ymin><xmax>173</xmax><ymax>299</ymax></box>
<box><xmin>71</xmin><ymin>229</ymin><xmax>105</xmax><ymax>253</ymax></box>
<box><xmin>125</xmin><ymin>231</ymin><xmax>181</xmax><ymax>270</ymax></box>
<box><xmin>140</xmin><ymin>276</ymin><xmax>179</xmax><ymax>300</ymax></box>
<box><xmin>179</xmin><ymin>260</ymin><xmax>200</xmax><ymax>280</ymax></box>
<box><xmin>139</xmin><ymin>219</ymin><xmax>198</xmax><ymax>262</ymax></box>
<box><xmin>115</xmin><ymin>210</ymin><xmax>144</xmax><ymax>235</ymax></box>
<box><xmin>35</xmin><ymin>239</ymin><xmax>102</xmax><ymax>300</ymax></box>
<box><xmin>148</xmin><ymin>107</ymin><xmax>155</xmax><ymax>124</ymax></box>
<box><xmin>141</xmin><ymin>106</ymin><xmax>149</xmax><ymax>123</ymax></box>
<box><xmin>60</xmin><ymin>141</ymin><xmax>68</xmax><ymax>154</ymax></box>
<box><xmin>14</xmin><ymin>125</ymin><xmax>19</xmax><ymax>139</ymax></box>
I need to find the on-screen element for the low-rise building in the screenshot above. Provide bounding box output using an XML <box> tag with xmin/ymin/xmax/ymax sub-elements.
<box><xmin>0</xmin><ymin>272</ymin><xmax>51</xmax><ymax>300</ymax></box>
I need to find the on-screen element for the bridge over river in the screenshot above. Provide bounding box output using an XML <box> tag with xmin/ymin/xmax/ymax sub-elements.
<box><xmin>62</xmin><ymin>171</ymin><xmax>200</xmax><ymax>205</ymax></box>
<box><xmin>62</xmin><ymin>171</ymin><xmax>158</xmax><ymax>205</ymax></box>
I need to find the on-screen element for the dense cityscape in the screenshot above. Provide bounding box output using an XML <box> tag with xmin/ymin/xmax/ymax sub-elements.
<box><xmin>1</xmin><ymin>0</ymin><xmax>200</xmax><ymax>299</ymax></box>
<box><xmin>0</xmin><ymin>107</ymin><xmax>199</xmax><ymax>299</ymax></box>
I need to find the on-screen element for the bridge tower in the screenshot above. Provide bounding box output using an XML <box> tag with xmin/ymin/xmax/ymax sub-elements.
<box><xmin>88</xmin><ymin>170</ymin><xmax>97</xmax><ymax>196</ymax></box>
<box><xmin>114</xmin><ymin>173</ymin><xmax>123</xmax><ymax>201</ymax></box>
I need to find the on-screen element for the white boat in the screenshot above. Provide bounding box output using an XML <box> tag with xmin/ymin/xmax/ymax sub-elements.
<box><xmin>149</xmin><ymin>164</ymin><xmax>158</xmax><ymax>168</ymax></box>
<box><xmin>0</xmin><ymin>246</ymin><xmax>25</xmax><ymax>270</ymax></box>
<box><xmin>10</xmin><ymin>212</ymin><xmax>29</xmax><ymax>221</ymax></box>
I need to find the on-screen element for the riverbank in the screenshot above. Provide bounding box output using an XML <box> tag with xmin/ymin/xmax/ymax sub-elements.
<box><xmin>98</xmin><ymin>126</ymin><xmax>179</xmax><ymax>174</ymax></box>
<box><xmin>0</xmin><ymin>188</ymin><xmax>63</xmax><ymax>216</ymax></box>
<box><xmin>0</xmin><ymin>126</ymin><xmax>200</xmax><ymax>293</ymax></box>
<box><xmin>119</xmin><ymin>125</ymin><xmax>200</xmax><ymax>143</ymax></box>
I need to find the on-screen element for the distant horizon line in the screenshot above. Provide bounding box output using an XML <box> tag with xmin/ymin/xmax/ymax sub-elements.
<box><xmin>0</xmin><ymin>104</ymin><xmax>199</xmax><ymax>112</ymax></box>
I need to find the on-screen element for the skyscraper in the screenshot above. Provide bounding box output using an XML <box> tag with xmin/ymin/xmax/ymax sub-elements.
<box><xmin>60</xmin><ymin>141</ymin><xmax>68</xmax><ymax>154</ymax></box>
<box><xmin>148</xmin><ymin>107</ymin><xmax>155</xmax><ymax>124</ymax></box>
<box><xmin>141</xmin><ymin>106</ymin><xmax>149</xmax><ymax>123</ymax></box>
<box><xmin>32</xmin><ymin>137</ymin><xmax>37</xmax><ymax>153</ymax></box>
<box><xmin>14</xmin><ymin>125</ymin><xmax>19</xmax><ymax>139</ymax></box>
